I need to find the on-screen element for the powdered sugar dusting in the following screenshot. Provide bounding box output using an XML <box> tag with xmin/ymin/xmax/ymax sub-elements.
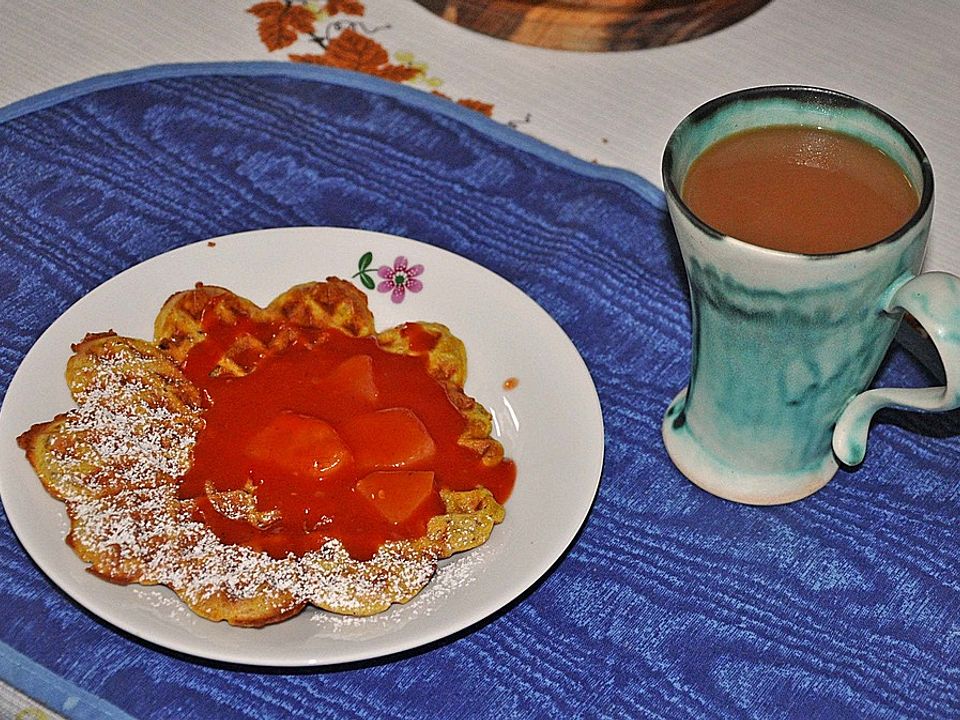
<box><xmin>50</xmin><ymin>349</ymin><xmax>199</xmax><ymax>498</ymax></box>
<box><xmin>307</xmin><ymin>545</ymin><xmax>496</xmax><ymax>638</ymax></box>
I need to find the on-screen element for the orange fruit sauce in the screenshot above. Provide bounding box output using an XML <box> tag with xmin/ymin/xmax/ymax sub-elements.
<box><xmin>177</xmin><ymin>305</ymin><xmax>515</xmax><ymax>561</ymax></box>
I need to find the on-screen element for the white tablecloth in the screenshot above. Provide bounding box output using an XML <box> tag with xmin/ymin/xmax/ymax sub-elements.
<box><xmin>2</xmin><ymin>0</ymin><xmax>959</xmax><ymax>272</ymax></box>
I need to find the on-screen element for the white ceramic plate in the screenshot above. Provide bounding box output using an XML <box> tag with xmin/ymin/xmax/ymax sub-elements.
<box><xmin>0</xmin><ymin>227</ymin><xmax>604</xmax><ymax>666</ymax></box>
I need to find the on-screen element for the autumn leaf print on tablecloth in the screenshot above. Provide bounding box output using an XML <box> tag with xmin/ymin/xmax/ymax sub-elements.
<box><xmin>432</xmin><ymin>92</ymin><xmax>494</xmax><ymax>118</ymax></box>
<box><xmin>290</xmin><ymin>29</ymin><xmax>419</xmax><ymax>83</ymax></box>
<box><xmin>246</xmin><ymin>1</ymin><xmax>496</xmax><ymax>115</ymax></box>
<box><xmin>326</xmin><ymin>0</ymin><xmax>365</xmax><ymax>14</ymax></box>
<box><xmin>248</xmin><ymin>1</ymin><xmax>316</xmax><ymax>51</ymax></box>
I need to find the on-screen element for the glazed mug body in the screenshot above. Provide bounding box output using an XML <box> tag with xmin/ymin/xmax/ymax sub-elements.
<box><xmin>661</xmin><ymin>86</ymin><xmax>950</xmax><ymax>505</ymax></box>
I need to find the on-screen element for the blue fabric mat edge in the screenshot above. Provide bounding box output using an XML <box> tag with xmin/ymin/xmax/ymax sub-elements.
<box><xmin>0</xmin><ymin>61</ymin><xmax>666</xmax><ymax>212</ymax></box>
<box><xmin>0</xmin><ymin>640</ymin><xmax>135</xmax><ymax>720</ymax></box>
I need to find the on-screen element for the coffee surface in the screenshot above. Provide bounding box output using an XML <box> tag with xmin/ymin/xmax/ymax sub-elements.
<box><xmin>681</xmin><ymin>125</ymin><xmax>919</xmax><ymax>254</ymax></box>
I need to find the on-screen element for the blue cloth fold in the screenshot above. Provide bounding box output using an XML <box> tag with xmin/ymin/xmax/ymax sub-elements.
<box><xmin>0</xmin><ymin>63</ymin><xmax>957</xmax><ymax>720</ymax></box>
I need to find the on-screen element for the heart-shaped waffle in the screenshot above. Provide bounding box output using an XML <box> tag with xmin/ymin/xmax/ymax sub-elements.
<box><xmin>18</xmin><ymin>279</ymin><xmax>511</xmax><ymax>626</ymax></box>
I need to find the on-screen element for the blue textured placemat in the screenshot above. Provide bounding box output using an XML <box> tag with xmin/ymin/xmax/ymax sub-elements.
<box><xmin>0</xmin><ymin>63</ymin><xmax>958</xmax><ymax>720</ymax></box>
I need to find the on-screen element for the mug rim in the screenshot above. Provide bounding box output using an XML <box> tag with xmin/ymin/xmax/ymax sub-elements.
<box><xmin>661</xmin><ymin>85</ymin><xmax>934</xmax><ymax>258</ymax></box>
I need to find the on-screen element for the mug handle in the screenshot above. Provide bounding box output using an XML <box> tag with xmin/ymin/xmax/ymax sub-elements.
<box><xmin>833</xmin><ymin>271</ymin><xmax>960</xmax><ymax>466</ymax></box>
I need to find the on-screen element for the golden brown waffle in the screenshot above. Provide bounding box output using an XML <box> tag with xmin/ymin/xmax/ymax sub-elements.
<box><xmin>155</xmin><ymin>277</ymin><xmax>377</xmax><ymax>374</ymax></box>
<box><xmin>18</xmin><ymin>279</ymin><xmax>509</xmax><ymax>626</ymax></box>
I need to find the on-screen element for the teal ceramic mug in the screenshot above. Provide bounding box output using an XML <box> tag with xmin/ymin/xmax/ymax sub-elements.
<box><xmin>661</xmin><ymin>86</ymin><xmax>960</xmax><ymax>504</ymax></box>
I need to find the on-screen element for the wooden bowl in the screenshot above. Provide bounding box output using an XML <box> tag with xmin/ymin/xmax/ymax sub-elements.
<box><xmin>413</xmin><ymin>0</ymin><xmax>773</xmax><ymax>51</ymax></box>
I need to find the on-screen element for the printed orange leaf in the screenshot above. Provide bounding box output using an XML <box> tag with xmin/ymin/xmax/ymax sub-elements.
<box><xmin>248</xmin><ymin>1</ymin><xmax>316</xmax><ymax>51</ymax></box>
<box><xmin>432</xmin><ymin>91</ymin><xmax>495</xmax><ymax>116</ymax></box>
<box><xmin>376</xmin><ymin>63</ymin><xmax>422</xmax><ymax>83</ymax></box>
<box><xmin>457</xmin><ymin>98</ymin><xmax>494</xmax><ymax>117</ymax></box>
<box><xmin>326</xmin><ymin>0</ymin><xmax>365</xmax><ymax>15</ymax></box>
<box><xmin>290</xmin><ymin>29</ymin><xmax>419</xmax><ymax>82</ymax></box>
<box><xmin>289</xmin><ymin>53</ymin><xmax>328</xmax><ymax>64</ymax></box>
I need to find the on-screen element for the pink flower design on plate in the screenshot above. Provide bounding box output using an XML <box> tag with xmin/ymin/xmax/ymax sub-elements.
<box><xmin>377</xmin><ymin>256</ymin><xmax>424</xmax><ymax>303</ymax></box>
